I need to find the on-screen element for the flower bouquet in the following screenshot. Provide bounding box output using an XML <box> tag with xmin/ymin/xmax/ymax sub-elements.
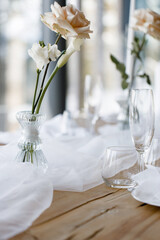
<box><xmin>16</xmin><ymin>2</ymin><xmax>92</xmax><ymax>170</ymax></box>
<box><xmin>110</xmin><ymin>8</ymin><xmax>160</xmax><ymax>128</ymax></box>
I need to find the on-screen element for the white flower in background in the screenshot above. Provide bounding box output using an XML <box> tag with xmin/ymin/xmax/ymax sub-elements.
<box><xmin>48</xmin><ymin>44</ymin><xmax>61</xmax><ymax>61</ymax></box>
<box><xmin>132</xmin><ymin>9</ymin><xmax>160</xmax><ymax>40</ymax></box>
<box><xmin>28</xmin><ymin>43</ymin><xmax>49</xmax><ymax>70</ymax></box>
<box><xmin>41</xmin><ymin>1</ymin><xmax>92</xmax><ymax>39</ymax></box>
<box><xmin>57</xmin><ymin>38</ymin><xmax>83</xmax><ymax>68</ymax></box>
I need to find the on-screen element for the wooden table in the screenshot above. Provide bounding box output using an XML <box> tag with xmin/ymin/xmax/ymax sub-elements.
<box><xmin>10</xmin><ymin>183</ymin><xmax>160</xmax><ymax>240</ymax></box>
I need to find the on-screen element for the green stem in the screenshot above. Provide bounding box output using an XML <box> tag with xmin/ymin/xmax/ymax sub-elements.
<box><xmin>33</xmin><ymin>63</ymin><xmax>50</xmax><ymax>113</ymax></box>
<box><xmin>139</xmin><ymin>34</ymin><xmax>146</xmax><ymax>53</ymax></box>
<box><xmin>35</xmin><ymin>65</ymin><xmax>59</xmax><ymax>114</ymax></box>
<box><xmin>33</xmin><ymin>33</ymin><xmax>61</xmax><ymax>114</ymax></box>
<box><xmin>55</xmin><ymin>34</ymin><xmax>61</xmax><ymax>44</ymax></box>
<box><xmin>32</xmin><ymin>70</ymin><xmax>40</xmax><ymax>114</ymax></box>
<box><xmin>30</xmin><ymin>144</ymin><xmax>33</xmax><ymax>164</ymax></box>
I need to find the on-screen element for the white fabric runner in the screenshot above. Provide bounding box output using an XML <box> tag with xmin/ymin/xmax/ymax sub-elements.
<box><xmin>0</xmin><ymin>159</ymin><xmax>53</xmax><ymax>240</ymax></box>
<box><xmin>0</xmin><ymin>114</ymin><xmax>138</xmax><ymax>239</ymax></box>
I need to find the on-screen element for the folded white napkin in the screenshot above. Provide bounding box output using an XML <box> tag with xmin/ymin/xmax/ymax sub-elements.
<box><xmin>131</xmin><ymin>166</ymin><xmax>160</xmax><ymax>206</ymax></box>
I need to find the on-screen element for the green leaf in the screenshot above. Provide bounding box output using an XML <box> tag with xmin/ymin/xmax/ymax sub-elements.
<box><xmin>146</xmin><ymin>75</ymin><xmax>151</xmax><ymax>85</ymax></box>
<box><xmin>117</xmin><ymin>63</ymin><xmax>125</xmax><ymax>73</ymax></box>
<box><xmin>110</xmin><ymin>54</ymin><xmax>119</xmax><ymax>65</ymax></box>
<box><xmin>138</xmin><ymin>73</ymin><xmax>151</xmax><ymax>85</ymax></box>
<box><xmin>123</xmin><ymin>73</ymin><xmax>129</xmax><ymax>81</ymax></box>
<box><xmin>110</xmin><ymin>54</ymin><xmax>129</xmax><ymax>89</ymax></box>
<box><xmin>121</xmin><ymin>80</ymin><xmax>129</xmax><ymax>89</ymax></box>
<box><xmin>131</xmin><ymin>34</ymin><xmax>147</xmax><ymax>61</ymax></box>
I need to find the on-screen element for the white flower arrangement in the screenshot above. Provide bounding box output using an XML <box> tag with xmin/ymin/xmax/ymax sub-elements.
<box><xmin>28</xmin><ymin>1</ymin><xmax>92</xmax><ymax>114</ymax></box>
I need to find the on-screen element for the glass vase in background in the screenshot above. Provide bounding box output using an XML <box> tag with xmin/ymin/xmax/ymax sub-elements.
<box><xmin>129</xmin><ymin>89</ymin><xmax>155</xmax><ymax>172</ymax></box>
<box><xmin>15</xmin><ymin>111</ymin><xmax>48</xmax><ymax>172</ymax></box>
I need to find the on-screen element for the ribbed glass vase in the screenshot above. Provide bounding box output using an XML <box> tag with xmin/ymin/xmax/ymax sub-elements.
<box><xmin>15</xmin><ymin>111</ymin><xmax>48</xmax><ymax>172</ymax></box>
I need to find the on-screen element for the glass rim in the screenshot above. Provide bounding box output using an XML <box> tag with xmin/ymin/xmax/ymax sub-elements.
<box><xmin>131</xmin><ymin>88</ymin><xmax>153</xmax><ymax>92</ymax></box>
<box><xmin>16</xmin><ymin>111</ymin><xmax>45</xmax><ymax>118</ymax></box>
<box><xmin>16</xmin><ymin>111</ymin><xmax>46</xmax><ymax>122</ymax></box>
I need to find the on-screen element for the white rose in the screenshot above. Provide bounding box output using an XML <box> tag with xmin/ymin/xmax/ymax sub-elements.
<box><xmin>28</xmin><ymin>43</ymin><xmax>49</xmax><ymax>70</ymax></box>
<box><xmin>57</xmin><ymin>38</ymin><xmax>83</xmax><ymax>68</ymax></box>
<box><xmin>48</xmin><ymin>43</ymin><xmax>61</xmax><ymax>61</ymax></box>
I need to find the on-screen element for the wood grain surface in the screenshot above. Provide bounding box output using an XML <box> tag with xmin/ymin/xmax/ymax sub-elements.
<box><xmin>10</xmin><ymin>183</ymin><xmax>160</xmax><ymax>240</ymax></box>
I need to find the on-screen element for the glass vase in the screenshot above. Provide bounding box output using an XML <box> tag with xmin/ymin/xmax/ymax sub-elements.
<box><xmin>15</xmin><ymin>111</ymin><xmax>48</xmax><ymax>172</ymax></box>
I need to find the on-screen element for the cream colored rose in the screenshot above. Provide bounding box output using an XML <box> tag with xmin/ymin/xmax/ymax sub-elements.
<box><xmin>132</xmin><ymin>9</ymin><xmax>160</xmax><ymax>40</ymax></box>
<box><xmin>57</xmin><ymin>38</ymin><xmax>83</xmax><ymax>68</ymax></box>
<box><xmin>41</xmin><ymin>1</ymin><xmax>92</xmax><ymax>39</ymax></box>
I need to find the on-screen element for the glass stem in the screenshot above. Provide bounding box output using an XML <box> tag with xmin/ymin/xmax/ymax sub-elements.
<box><xmin>139</xmin><ymin>152</ymin><xmax>145</xmax><ymax>172</ymax></box>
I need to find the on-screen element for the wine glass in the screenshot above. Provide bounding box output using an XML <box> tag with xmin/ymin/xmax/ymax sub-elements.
<box><xmin>84</xmin><ymin>75</ymin><xmax>102</xmax><ymax>134</ymax></box>
<box><xmin>129</xmin><ymin>89</ymin><xmax>155</xmax><ymax>172</ymax></box>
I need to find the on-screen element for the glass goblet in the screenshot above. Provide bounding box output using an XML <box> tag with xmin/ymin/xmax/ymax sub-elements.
<box><xmin>84</xmin><ymin>75</ymin><xmax>102</xmax><ymax>134</ymax></box>
<box><xmin>129</xmin><ymin>89</ymin><xmax>155</xmax><ymax>172</ymax></box>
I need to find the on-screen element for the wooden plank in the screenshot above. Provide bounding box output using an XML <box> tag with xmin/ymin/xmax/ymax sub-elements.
<box><xmin>33</xmin><ymin>184</ymin><xmax>118</xmax><ymax>225</ymax></box>
<box><xmin>10</xmin><ymin>184</ymin><xmax>160</xmax><ymax>240</ymax></box>
<box><xmin>10</xmin><ymin>184</ymin><xmax>119</xmax><ymax>240</ymax></box>
<box><xmin>26</xmin><ymin>191</ymin><xmax>139</xmax><ymax>240</ymax></box>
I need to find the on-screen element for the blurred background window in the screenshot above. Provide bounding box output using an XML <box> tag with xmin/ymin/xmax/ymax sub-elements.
<box><xmin>0</xmin><ymin>0</ymin><xmax>160</xmax><ymax>131</ymax></box>
<box><xmin>0</xmin><ymin>0</ymin><xmax>42</xmax><ymax>130</ymax></box>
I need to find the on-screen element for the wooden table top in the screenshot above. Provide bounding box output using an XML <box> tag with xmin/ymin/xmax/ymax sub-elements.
<box><xmin>10</xmin><ymin>183</ymin><xmax>160</xmax><ymax>240</ymax></box>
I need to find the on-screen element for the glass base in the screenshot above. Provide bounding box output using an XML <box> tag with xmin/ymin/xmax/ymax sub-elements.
<box><xmin>103</xmin><ymin>178</ymin><xmax>136</xmax><ymax>189</ymax></box>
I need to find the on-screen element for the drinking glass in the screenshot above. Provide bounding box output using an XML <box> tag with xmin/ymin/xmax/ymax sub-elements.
<box><xmin>129</xmin><ymin>89</ymin><xmax>155</xmax><ymax>172</ymax></box>
<box><xmin>84</xmin><ymin>75</ymin><xmax>102</xmax><ymax>134</ymax></box>
<box><xmin>101</xmin><ymin>146</ymin><xmax>137</xmax><ymax>189</ymax></box>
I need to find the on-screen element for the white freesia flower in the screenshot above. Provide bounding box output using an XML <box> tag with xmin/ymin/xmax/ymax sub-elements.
<box><xmin>48</xmin><ymin>44</ymin><xmax>61</xmax><ymax>61</ymax></box>
<box><xmin>28</xmin><ymin>43</ymin><xmax>49</xmax><ymax>70</ymax></box>
<box><xmin>28</xmin><ymin>43</ymin><xmax>61</xmax><ymax>70</ymax></box>
<box><xmin>57</xmin><ymin>38</ymin><xmax>84</xmax><ymax>68</ymax></box>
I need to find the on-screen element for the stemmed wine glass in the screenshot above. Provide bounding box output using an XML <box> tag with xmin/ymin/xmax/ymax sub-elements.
<box><xmin>129</xmin><ymin>89</ymin><xmax>155</xmax><ymax>172</ymax></box>
<box><xmin>84</xmin><ymin>75</ymin><xmax>102</xmax><ymax>134</ymax></box>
